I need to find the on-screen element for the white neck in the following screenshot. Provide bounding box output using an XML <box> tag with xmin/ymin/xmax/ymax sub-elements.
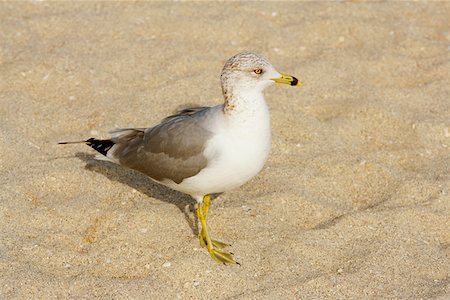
<box><xmin>223</xmin><ymin>88</ymin><xmax>267</xmax><ymax>116</ymax></box>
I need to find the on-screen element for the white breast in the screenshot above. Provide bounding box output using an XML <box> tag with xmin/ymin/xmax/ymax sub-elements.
<box><xmin>172</xmin><ymin>94</ymin><xmax>272</xmax><ymax>200</ymax></box>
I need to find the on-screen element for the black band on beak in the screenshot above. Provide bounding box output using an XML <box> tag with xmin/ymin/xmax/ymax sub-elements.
<box><xmin>290</xmin><ymin>77</ymin><xmax>299</xmax><ymax>86</ymax></box>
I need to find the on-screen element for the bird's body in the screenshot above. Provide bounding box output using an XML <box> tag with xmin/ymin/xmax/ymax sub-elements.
<box><xmin>60</xmin><ymin>52</ymin><xmax>300</xmax><ymax>264</ymax></box>
<box><xmin>160</xmin><ymin>95</ymin><xmax>271</xmax><ymax>202</ymax></box>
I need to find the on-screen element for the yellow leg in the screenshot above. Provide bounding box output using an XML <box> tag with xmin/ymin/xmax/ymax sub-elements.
<box><xmin>203</xmin><ymin>194</ymin><xmax>211</xmax><ymax>220</ymax></box>
<box><xmin>199</xmin><ymin>195</ymin><xmax>232</xmax><ymax>249</ymax></box>
<box><xmin>197</xmin><ymin>195</ymin><xmax>237</xmax><ymax>265</ymax></box>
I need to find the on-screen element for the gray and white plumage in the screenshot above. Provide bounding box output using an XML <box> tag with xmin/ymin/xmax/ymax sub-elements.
<box><xmin>61</xmin><ymin>52</ymin><xmax>300</xmax><ymax>204</ymax></box>
<box><xmin>106</xmin><ymin>107</ymin><xmax>211</xmax><ymax>184</ymax></box>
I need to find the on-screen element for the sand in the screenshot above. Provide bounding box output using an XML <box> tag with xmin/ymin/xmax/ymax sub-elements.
<box><xmin>0</xmin><ymin>2</ymin><xmax>449</xmax><ymax>299</ymax></box>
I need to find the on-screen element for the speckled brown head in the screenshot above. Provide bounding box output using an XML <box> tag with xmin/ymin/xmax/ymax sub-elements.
<box><xmin>220</xmin><ymin>52</ymin><xmax>300</xmax><ymax>101</ymax></box>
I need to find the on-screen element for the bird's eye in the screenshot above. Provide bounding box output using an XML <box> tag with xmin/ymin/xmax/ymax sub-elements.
<box><xmin>253</xmin><ymin>69</ymin><xmax>263</xmax><ymax>74</ymax></box>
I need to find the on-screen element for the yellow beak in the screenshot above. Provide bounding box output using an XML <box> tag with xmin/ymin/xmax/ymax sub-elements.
<box><xmin>271</xmin><ymin>73</ymin><xmax>302</xmax><ymax>87</ymax></box>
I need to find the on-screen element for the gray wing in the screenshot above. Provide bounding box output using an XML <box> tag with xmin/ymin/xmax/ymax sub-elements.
<box><xmin>161</xmin><ymin>106</ymin><xmax>210</xmax><ymax>122</ymax></box>
<box><xmin>109</xmin><ymin>107</ymin><xmax>212</xmax><ymax>184</ymax></box>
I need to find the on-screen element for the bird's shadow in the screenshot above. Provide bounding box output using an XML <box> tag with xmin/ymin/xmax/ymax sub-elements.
<box><xmin>75</xmin><ymin>152</ymin><xmax>199</xmax><ymax>235</ymax></box>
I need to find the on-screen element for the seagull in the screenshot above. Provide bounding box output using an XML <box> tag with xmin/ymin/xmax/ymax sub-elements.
<box><xmin>60</xmin><ymin>52</ymin><xmax>301</xmax><ymax>265</ymax></box>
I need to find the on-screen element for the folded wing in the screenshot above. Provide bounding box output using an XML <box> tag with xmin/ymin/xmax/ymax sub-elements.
<box><xmin>109</xmin><ymin>107</ymin><xmax>212</xmax><ymax>184</ymax></box>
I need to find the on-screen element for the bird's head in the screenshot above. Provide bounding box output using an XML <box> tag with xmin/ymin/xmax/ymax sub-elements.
<box><xmin>220</xmin><ymin>52</ymin><xmax>301</xmax><ymax>97</ymax></box>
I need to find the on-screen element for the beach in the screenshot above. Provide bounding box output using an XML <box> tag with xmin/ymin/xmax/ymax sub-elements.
<box><xmin>0</xmin><ymin>2</ymin><xmax>449</xmax><ymax>299</ymax></box>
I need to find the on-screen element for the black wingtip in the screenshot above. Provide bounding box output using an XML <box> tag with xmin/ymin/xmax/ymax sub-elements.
<box><xmin>58</xmin><ymin>140</ymin><xmax>90</xmax><ymax>145</ymax></box>
<box><xmin>85</xmin><ymin>138</ymin><xmax>115</xmax><ymax>156</ymax></box>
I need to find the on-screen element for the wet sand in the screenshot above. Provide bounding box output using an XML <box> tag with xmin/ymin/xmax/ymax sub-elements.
<box><xmin>0</xmin><ymin>2</ymin><xmax>449</xmax><ymax>299</ymax></box>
